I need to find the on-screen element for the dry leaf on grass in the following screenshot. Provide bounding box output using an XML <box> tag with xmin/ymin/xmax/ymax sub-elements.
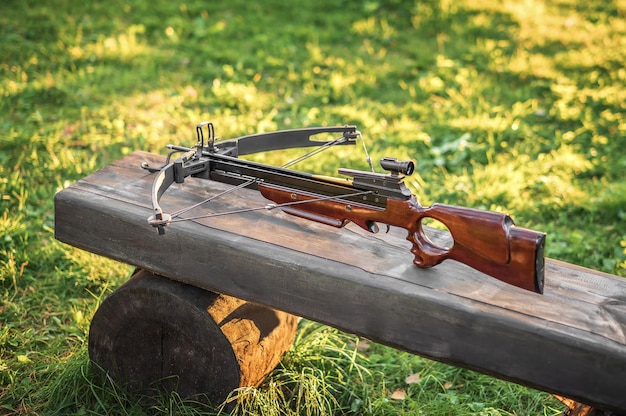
<box><xmin>389</xmin><ymin>389</ymin><xmax>407</xmax><ymax>400</ymax></box>
<box><xmin>349</xmin><ymin>339</ymin><xmax>371</xmax><ymax>351</ymax></box>
<box><xmin>405</xmin><ymin>373</ymin><xmax>421</xmax><ymax>384</ymax></box>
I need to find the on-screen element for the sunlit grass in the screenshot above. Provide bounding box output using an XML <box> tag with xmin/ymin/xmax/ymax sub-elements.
<box><xmin>1</xmin><ymin>0</ymin><xmax>624</xmax><ymax>414</ymax></box>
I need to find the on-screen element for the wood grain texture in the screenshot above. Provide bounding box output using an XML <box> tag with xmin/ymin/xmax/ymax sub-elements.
<box><xmin>88</xmin><ymin>269</ymin><xmax>297</xmax><ymax>404</ymax></box>
<box><xmin>56</xmin><ymin>151</ymin><xmax>626</xmax><ymax>413</ymax></box>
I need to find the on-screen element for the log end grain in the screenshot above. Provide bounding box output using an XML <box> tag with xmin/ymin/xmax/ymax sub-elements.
<box><xmin>88</xmin><ymin>269</ymin><xmax>298</xmax><ymax>405</ymax></box>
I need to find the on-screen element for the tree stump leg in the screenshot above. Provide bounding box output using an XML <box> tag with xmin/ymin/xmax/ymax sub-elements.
<box><xmin>88</xmin><ymin>269</ymin><xmax>298</xmax><ymax>405</ymax></box>
<box><xmin>555</xmin><ymin>396</ymin><xmax>621</xmax><ymax>416</ymax></box>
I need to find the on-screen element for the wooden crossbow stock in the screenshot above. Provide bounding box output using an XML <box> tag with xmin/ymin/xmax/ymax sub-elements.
<box><xmin>142</xmin><ymin>122</ymin><xmax>546</xmax><ymax>293</ymax></box>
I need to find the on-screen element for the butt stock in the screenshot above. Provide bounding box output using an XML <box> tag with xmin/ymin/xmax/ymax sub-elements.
<box><xmin>412</xmin><ymin>204</ymin><xmax>545</xmax><ymax>293</ymax></box>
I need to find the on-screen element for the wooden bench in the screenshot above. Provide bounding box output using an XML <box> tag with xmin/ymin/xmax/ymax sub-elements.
<box><xmin>54</xmin><ymin>151</ymin><xmax>626</xmax><ymax>414</ymax></box>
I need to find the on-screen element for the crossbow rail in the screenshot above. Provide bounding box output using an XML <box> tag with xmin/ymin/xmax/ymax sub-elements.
<box><xmin>55</xmin><ymin>151</ymin><xmax>626</xmax><ymax>414</ymax></box>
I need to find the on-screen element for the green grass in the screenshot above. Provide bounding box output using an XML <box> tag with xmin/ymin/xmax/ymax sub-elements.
<box><xmin>1</xmin><ymin>0</ymin><xmax>625</xmax><ymax>414</ymax></box>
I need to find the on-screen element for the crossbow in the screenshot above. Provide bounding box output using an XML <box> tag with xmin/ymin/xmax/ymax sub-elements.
<box><xmin>142</xmin><ymin>122</ymin><xmax>546</xmax><ymax>293</ymax></box>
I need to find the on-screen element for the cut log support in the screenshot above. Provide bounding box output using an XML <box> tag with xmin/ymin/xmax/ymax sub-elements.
<box><xmin>556</xmin><ymin>396</ymin><xmax>622</xmax><ymax>416</ymax></box>
<box><xmin>55</xmin><ymin>152</ymin><xmax>626</xmax><ymax>414</ymax></box>
<box><xmin>88</xmin><ymin>269</ymin><xmax>297</xmax><ymax>404</ymax></box>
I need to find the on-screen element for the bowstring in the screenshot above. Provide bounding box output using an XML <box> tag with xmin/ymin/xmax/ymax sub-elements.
<box><xmin>168</xmin><ymin>190</ymin><xmax>374</xmax><ymax>223</ymax></box>
<box><xmin>169</xmin><ymin>180</ymin><xmax>252</xmax><ymax>219</ymax></box>
<box><xmin>280</xmin><ymin>135</ymin><xmax>349</xmax><ymax>169</ymax></box>
<box><xmin>358</xmin><ymin>130</ymin><xmax>375</xmax><ymax>172</ymax></box>
<box><xmin>168</xmin><ymin>130</ymin><xmax>376</xmax><ymax>221</ymax></box>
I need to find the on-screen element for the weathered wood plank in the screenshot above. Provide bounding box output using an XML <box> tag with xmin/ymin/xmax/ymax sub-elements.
<box><xmin>55</xmin><ymin>151</ymin><xmax>626</xmax><ymax>413</ymax></box>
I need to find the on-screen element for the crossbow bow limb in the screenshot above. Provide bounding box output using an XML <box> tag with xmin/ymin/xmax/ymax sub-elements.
<box><xmin>142</xmin><ymin>122</ymin><xmax>546</xmax><ymax>294</ymax></box>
